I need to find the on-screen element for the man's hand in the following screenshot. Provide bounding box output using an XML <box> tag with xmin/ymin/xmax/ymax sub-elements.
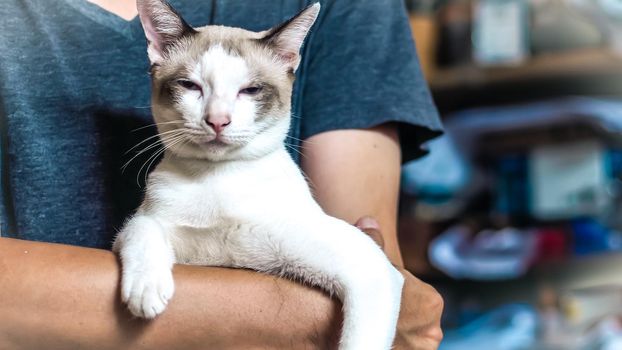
<box><xmin>355</xmin><ymin>217</ymin><xmax>444</xmax><ymax>350</ymax></box>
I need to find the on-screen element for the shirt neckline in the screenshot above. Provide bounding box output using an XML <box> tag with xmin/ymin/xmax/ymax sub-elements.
<box><xmin>64</xmin><ymin>0</ymin><xmax>142</xmax><ymax>39</ymax></box>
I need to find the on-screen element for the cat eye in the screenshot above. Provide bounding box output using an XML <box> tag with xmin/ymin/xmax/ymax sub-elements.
<box><xmin>239</xmin><ymin>86</ymin><xmax>262</xmax><ymax>95</ymax></box>
<box><xmin>177</xmin><ymin>79</ymin><xmax>201</xmax><ymax>91</ymax></box>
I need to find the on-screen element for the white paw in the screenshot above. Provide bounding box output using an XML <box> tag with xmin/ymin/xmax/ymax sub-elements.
<box><xmin>121</xmin><ymin>267</ymin><xmax>175</xmax><ymax>319</ymax></box>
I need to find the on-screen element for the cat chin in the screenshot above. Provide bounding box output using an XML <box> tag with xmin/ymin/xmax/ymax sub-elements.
<box><xmin>168</xmin><ymin>140</ymin><xmax>270</xmax><ymax>162</ymax></box>
<box><xmin>168</xmin><ymin>141</ymin><xmax>238</xmax><ymax>161</ymax></box>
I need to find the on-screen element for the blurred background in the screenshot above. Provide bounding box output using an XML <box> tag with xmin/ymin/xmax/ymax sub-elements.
<box><xmin>400</xmin><ymin>0</ymin><xmax>622</xmax><ymax>348</ymax></box>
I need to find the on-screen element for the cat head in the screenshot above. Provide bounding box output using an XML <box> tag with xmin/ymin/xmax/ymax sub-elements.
<box><xmin>137</xmin><ymin>0</ymin><xmax>320</xmax><ymax>161</ymax></box>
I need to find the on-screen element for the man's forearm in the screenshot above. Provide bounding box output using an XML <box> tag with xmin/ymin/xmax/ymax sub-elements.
<box><xmin>0</xmin><ymin>238</ymin><xmax>341</xmax><ymax>350</ymax></box>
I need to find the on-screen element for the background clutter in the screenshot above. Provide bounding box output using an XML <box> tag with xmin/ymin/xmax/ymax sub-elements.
<box><xmin>401</xmin><ymin>0</ymin><xmax>622</xmax><ymax>348</ymax></box>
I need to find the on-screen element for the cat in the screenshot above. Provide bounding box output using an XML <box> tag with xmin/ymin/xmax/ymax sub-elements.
<box><xmin>112</xmin><ymin>1</ymin><xmax>404</xmax><ymax>349</ymax></box>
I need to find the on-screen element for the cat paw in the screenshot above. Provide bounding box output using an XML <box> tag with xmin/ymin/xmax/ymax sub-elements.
<box><xmin>121</xmin><ymin>267</ymin><xmax>175</xmax><ymax>319</ymax></box>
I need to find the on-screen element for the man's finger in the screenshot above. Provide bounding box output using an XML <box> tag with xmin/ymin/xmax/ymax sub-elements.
<box><xmin>355</xmin><ymin>216</ymin><xmax>385</xmax><ymax>249</ymax></box>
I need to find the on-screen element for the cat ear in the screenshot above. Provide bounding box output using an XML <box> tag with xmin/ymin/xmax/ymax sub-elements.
<box><xmin>261</xmin><ymin>3</ymin><xmax>321</xmax><ymax>71</ymax></box>
<box><xmin>136</xmin><ymin>0</ymin><xmax>196</xmax><ymax>64</ymax></box>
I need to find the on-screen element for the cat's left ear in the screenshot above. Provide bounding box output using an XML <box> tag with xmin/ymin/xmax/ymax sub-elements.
<box><xmin>261</xmin><ymin>3</ymin><xmax>321</xmax><ymax>72</ymax></box>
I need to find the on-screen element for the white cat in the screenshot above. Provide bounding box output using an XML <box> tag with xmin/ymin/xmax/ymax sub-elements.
<box><xmin>113</xmin><ymin>1</ymin><xmax>404</xmax><ymax>349</ymax></box>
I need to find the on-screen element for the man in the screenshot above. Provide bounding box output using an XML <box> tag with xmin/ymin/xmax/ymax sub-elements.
<box><xmin>0</xmin><ymin>0</ymin><xmax>444</xmax><ymax>348</ymax></box>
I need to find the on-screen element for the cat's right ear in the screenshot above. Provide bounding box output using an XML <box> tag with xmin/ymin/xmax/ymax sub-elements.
<box><xmin>136</xmin><ymin>0</ymin><xmax>196</xmax><ymax>65</ymax></box>
<box><xmin>260</xmin><ymin>3</ymin><xmax>321</xmax><ymax>72</ymax></box>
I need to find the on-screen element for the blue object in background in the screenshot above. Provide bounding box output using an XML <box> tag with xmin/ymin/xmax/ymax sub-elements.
<box><xmin>571</xmin><ymin>218</ymin><xmax>611</xmax><ymax>255</ymax></box>
<box><xmin>494</xmin><ymin>154</ymin><xmax>530</xmax><ymax>220</ymax></box>
<box><xmin>608</xmin><ymin>150</ymin><xmax>622</xmax><ymax>179</ymax></box>
<box><xmin>440</xmin><ymin>304</ymin><xmax>538</xmax><ymax>350</ymax></box>
<box><xmin>401</xmin><ymin>135</ymin><xmax>470</xmax><ymax>201</ymax></box>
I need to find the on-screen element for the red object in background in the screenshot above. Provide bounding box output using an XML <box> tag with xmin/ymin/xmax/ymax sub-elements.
<box><xmin>534</xmin><ymin>228</ymin><xmax>569</xmax><ymax>263</ymax></box>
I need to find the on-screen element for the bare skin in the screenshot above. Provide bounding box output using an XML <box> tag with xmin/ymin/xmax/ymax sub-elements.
<box><xmin>87</xmin><ymin>0</ymin><xmax>137</xmax><ymax>20</ymax></box>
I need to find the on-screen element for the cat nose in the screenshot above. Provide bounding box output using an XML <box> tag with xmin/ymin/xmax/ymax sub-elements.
<box><xmin>205</xmin><ymin>115</ymin><xmax>231</xmax><ymax>133</ymax></box>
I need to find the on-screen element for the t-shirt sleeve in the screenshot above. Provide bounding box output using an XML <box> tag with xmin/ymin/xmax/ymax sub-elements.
<box><xmin>298</xmin><ymin>0</ymin><xmax>443</xmax><ymax>162</ymax></box>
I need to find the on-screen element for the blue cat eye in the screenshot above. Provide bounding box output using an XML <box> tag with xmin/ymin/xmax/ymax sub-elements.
<box><xmin>177</xmin><ymin>79</ymin><xmax>201</xmax><ymax>91</ymax></box>
<box><xmin>239</xmin><ymin>86</ymin><xmax>262</xmax><ymax>95</ymax></box>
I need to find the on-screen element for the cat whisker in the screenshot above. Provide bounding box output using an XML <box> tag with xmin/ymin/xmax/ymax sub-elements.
<box><xmin>284</xmin><ymin>142</ymin><xmax>306</xmax><ymax>160</ymax></box>
<box><xmin>135</xmin><ymin>144</ymin><xmax>164</xmax><ymax>188</ymax></box>
<box><xmin>182</xmin><ymin>128</ymin><xmax>208</xmax><ymax>137</ymax></box>
<box><xmin>285</xmin><ymin>135</ymin><xmax>314</xmax><ymax>147</ymax></box>
<box><xmin>123</xmin><ymin>131</ymin><xmax>187</xmax><ymax>173</ymax></box>
<box><xmin>298</xmin><ymin>167</ymin><xmax>317</xmax><ymax>191</ymax></box>
<box><xmin>125</xmin><ymin>129</ymin><xmax>186</xmax><ymax>155</ymax></box>
<box><xmin>136</xmin><ymin>139</ymin><xmax>175</xmax><ymax>188</ymax></box>
<box><xmin>285</xmin><ymin>135</ymin><xmax>305</xmax><ymax>142</ymax></box>
<box><xmin>142</xmin><ymin>149</ymin><xmax>163</xmax><ymax>187</ymax></box>
<box><xmin>140</xmin><ymin>136</ymin><xmax>188</xmax><ymax>187</ymax></box>
<box><xmin>131</xmin><ymin>120</ymin><xmax>187</xmax><ymax>133</ymax></box>
<box><xmin>122</xmin><ymin>140</ymin><xmax>162</xmax><ymax>173</ymax></box>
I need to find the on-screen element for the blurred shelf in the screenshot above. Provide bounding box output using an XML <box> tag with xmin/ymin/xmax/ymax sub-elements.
<box><xmin>533</xmin><ymin>252</ymin><xmax>622</xmax><ymax>291</ymax></box>
<box><xmin>399</xmin><ymin>215</ymin><xmax>445</xmax><ymax>279</ymax></box>
<box><xmin>431</xmin><ymin>48</ymin><xmax>622</xmax><ymax>90</ymax></box>
<box><xmin>399</xmin><ymin>212</ymin><xmax>622</xmax><ymax>283</ymax></box>
<box><xmin>429</xmin><ymin>48</ymin><xmax>622</xmax><ymax>114</ymax></box>
<box><xmin>432</xmin><ymin>252</ymin><xmax>622</xmax><ymax>311</ymax></box>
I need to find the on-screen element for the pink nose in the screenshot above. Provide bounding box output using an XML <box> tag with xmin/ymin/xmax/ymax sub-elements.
<box><xmin>206</xmin><ymin>116</ymin><xmax>231</xmax><ymax>133</ymax></box>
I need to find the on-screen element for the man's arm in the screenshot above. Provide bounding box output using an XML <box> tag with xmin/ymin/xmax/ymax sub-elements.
<box><xmin>300</xmin><ymin>123</ymin><xmax>403</xmax><ymax>266</ymax></box>
<box><xmin>0</xmin><ymin>237</ymin><xmax>341</xmax><ymax>350</ymax></box>
<box><xmin>301</xmin><ymin>124</ymin><xmax>444</xmax><ymax>350</ymax></box>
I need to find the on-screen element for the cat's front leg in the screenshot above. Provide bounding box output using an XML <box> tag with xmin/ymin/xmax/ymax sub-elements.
<box><xmin>112</xmin><ymin>215</ymin><xmax>175</xmax><ymax>319</ymax></box>
<box><xmin>311</xmin><ymin>218</ymin><xmax>404</xmax><ymax>350</ymax></box>
<box><xmin>243</xmin><ymin>216</ymin><xmax>404</xmax><ymax>350</ymax></box>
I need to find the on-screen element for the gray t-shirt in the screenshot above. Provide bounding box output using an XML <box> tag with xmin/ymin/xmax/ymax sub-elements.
<box><xmin>0</xmin><ymin>0</ymin><xmax>442</xmax><ymax>248</ymax></box>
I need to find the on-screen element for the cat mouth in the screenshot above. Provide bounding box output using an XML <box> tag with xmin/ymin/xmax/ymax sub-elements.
<box><xmin>190</xmin><ymin>135</ymin><xmax>226</xmax><ymax>145</ymax></box>
<box><xmin>205</xmin><ymin>139</ymin><xmax>230</xmax><ymax>147</ymax></box>
<box><xmin>188</xmin><ymin>134</ymin><xmax>236</xmax><ymax>148</ymax></box>
<box><xmin>180</xmin><ymin>128</ymin><xmax>248</xmax><ymax>151</ymax></box>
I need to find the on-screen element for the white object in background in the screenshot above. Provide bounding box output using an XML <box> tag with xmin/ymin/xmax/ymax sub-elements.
<box><xmin>473</xmin><ymin>0</ymin><xmax>528</xmax><ymax>65</ymax></box>
<box><xmin>428</xmin><ymin>226</ymin><xmax>536</xmax><ymax>280</ymax></box>
<box><xmin>597</xmin><ymin>0</ymin><xmax>622</xmax><ymax>55</ymax></box>
<box><xmin>529</xmin><ymin>140</ymin><xmax>609</xmax><ymax>220</ymax></box>
<box><xmin>604</xmin><ymin>336</ymin><xmax>622</xmax><ymax>350</ymax></box>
